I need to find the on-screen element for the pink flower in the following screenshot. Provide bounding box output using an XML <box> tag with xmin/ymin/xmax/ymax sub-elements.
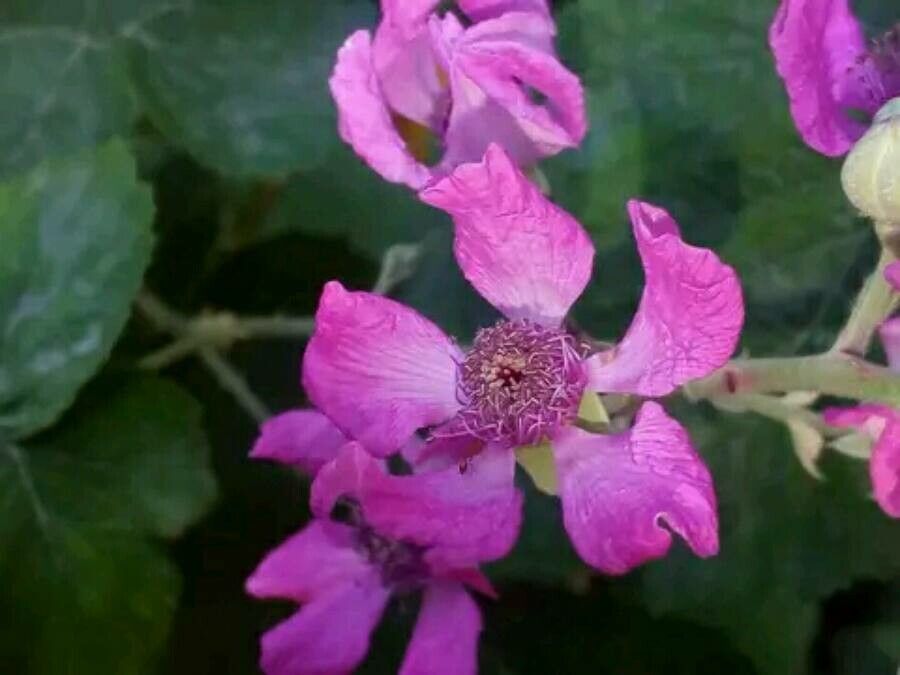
<box><xmin>247</xmin><ymin>440</ymin><xmax>521</xmax><ymax>675</ymax></box>
<box><xmin>302</xmin><ymin>144</ymin><xmax>745</xmax><ymax>574</ymax></box>
<box><xmin>328</xmin><ymin>0</ymin><xmax>586</xmax><ymax>189</ymax></box>
<box><xmin>769</xmin><ymin>0</ymin><xmax>900</xmax><ymax>156</ymax></box>
<box><xmin>822</xmin><ymin>262</ymin><xmax>900</xmax><ymax>518</ymax></box>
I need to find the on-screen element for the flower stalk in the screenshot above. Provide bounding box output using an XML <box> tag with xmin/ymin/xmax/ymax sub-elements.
<box><xmin>684</xmin><ymin>353</ymin><xmax>900</xmax><ymax>406</ymax></box>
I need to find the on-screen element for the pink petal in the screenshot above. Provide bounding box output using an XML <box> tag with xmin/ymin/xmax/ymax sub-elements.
<box><xmin>302</xmin><ymin>281</ymin><xmax>463</xmax><ymax>458</ymax></box>
<box><xmin>420</xmin><ymin>144</ymin><xmax>594</xmax><ymax>326</ymax></box>
<box><xmin>552</xmin><ymin>401</ymin><xmax>719</xmax><ymax>574</ymax></box>
<box><xmin>381</xmin><ymin>0</ymin><xmax>441</xmax><ymax>39</ymax></box>
<box><xmin>768</xmin><ymin>0</ymin><xmax>868</xmax><ymax>156</ymax></box>
<box><xmin>879</xmin><ymin>318</ymin><xmax>900</xmax><ymax>372</ymax></box>
<box><xmin>458</xmin><ymin>0</ymin><xmax>551</xmax><ymax>22</ymax></box>
<box><xmin>372</xmin><ymin>19</ymin><xmax>448</xmax><ymax>131</ymax></box>
<box><xmin>311</xmin><ymin>442</ymin><xmax>522</xmax><ymax>568</ymax></box>
<box><xmin>884</xmin><ymin>261</ymin><xmax>900</xmax><ymax>291</ymax></box>
<box><xmin>245</xmin><ymin>521</ymin><xmax>372</xmax><ymax>604</ymax></box>
<box><xmin>824</xmin><ymin>405</ymin><xmax>900</xmax><ymax>517</ymax></box>
<box><xmin>587</xmin><ymin>200</ymin><xmax>744</xmax><ymax>397</ymax></box>
<box><xmin>329</xmin><ymin>30</ymin><xmax>432</xmax><ymax>189</ymax></box>
<box><xmin>250</xmin><ymin>409</ymin><xmax>348</xmax><ymax>476</ymax></box>
<box><xmin>440</xmin><ymin>15</ymin><xmax>586</xmax><ymax>169</ymax></box>
<box><xmin>258</xmin><ymin>569</ymin><xmax>390</xmax><ymax>675</ymax></box>
<box><xmin>399</xmin><ymin>582</ymin><xmax>482</xmax><ymax>675</ymax></box>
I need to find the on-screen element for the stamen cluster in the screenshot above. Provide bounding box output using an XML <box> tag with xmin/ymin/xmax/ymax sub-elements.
<box><xmin>452</xmin><ymin>319</ymin><xmax>589</xmax><ymax>447</ymax></box>
<box><xmin>850</xmin><ymin>24</ymin><xmax>900</xmax><ymax>110</ymax></box>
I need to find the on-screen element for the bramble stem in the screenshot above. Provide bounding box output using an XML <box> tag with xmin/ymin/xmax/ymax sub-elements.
<box><xmin>684</xmin><ymin>353</ymin><xmax>900</xmax><ymax>406</ymax></box>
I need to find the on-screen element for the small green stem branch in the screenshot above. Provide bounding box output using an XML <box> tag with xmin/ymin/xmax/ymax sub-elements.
<box><xmin>135</xmin><ymin>292</ymin><xmax>272</xmax><ymax>423</ymax></box>
<box><xmin>684</xmin><ymin>353</ymin><xmax>900</xmax><ymax>407</ymax></box>
<box><xmin>830</xmin><ymin>246</ymin><xmax>898</xmax><ymax>356</ymax></box>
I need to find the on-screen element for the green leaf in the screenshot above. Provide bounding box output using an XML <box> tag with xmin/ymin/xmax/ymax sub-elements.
<box><xmin>127</xmin><ymin>0</ymin><xmax>375</xmax><ymax>177</ymax></box>
<box><xmin>0</xmin><ymin>1</ymin><xmax>176</xmax><ymax>176</ymax></box>
<box><xmin>0</xmin><ymin>376</ymin><xmax>217</xmax><ymax>675</ymax></box>
<box><xmin>0</xmin><ymin>140</ymin><xmax>154</xmax><ymax>440</ymax></box>
<box><xmin>634</xmin><ymin>406</ymin><xmax>900</xmax><ymax>675</ymax></box>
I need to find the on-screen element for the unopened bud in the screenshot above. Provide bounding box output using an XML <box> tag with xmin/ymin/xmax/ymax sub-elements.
<box><xmin>841</xmin><ymin>97</ymin><xmax>900</xmax><ymax>223</ymax></box>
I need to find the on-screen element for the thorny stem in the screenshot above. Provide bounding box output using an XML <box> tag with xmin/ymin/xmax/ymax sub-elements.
<box><xmin>684</xmin><ymin>353</ymin><xmax>900</xmax><ymax>407</ymax></box>
<box><xmin>703</xmin><ymin>393</ymin><xmax>844</xmax><ymax>438</ymax></box>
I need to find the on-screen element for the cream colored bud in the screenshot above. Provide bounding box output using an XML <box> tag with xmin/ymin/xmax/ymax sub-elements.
<box><xmin>841</xmin><ymin>97</ymin><xmax>900</xmax><ymax>223</ymax></box>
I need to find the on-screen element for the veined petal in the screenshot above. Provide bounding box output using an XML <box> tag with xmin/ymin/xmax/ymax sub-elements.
<box><xmin>824</xmin><ymin>405</ymin><xmax>900</xmax><ymax>517</ymax></box>
<box><xmin>258</xmin><ymin>569</ymin><xmax>390</xmax><ymax>675</ymax></box>
<box><xmin>587</xmin><ymin>200</ymin><xmax>743</xmax><ymax>397</ymax></box>
<box><xmin>311</xmin><ymin>442</ymin><xmax>522</xmax><ymax>567</ymax></box>
<box><xmin>552</xmin><ymin>402</ymin><xmax>719</xmax><ymax>574</ymax></box>
<box><xmin>302</xmin><ymin>281</ymin><xmax>462</xmax><ymax>457</ymax></box>
<box><xmin>420</xmin><ymin>144</ymin><xmax>594</xmax><ymax>327</ymax></box>
<box><xmin>250</xmin><ymin>409</ymin><xmax>348</xmax><ymax>476</ymax></box>
<box><xmin>329</xmin><ymin>30</ymin><xmax>432</xmax><ymax>189</ymax></box>
<box><xmin>768</xmin><ymin>0</ymin><xmax>868</xmax><ymax>156</ymax></box>
<box><xmin>399</xmin><ymin>582</ymin><xmax>482</xmax><ymax>675</ymax></box>
<box><xmin>245</xmin><ymin>521</ymin><xmax>372</xmax><ymax>604</ymax></box>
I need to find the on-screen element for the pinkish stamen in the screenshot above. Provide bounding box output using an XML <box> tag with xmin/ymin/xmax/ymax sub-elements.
<box><xmin>446</xmin><ymin>319</ymin><xmax>589</xmax><ymax>447</ymax></box>
<box><xmin>848</xmin><ymin>23</ymin><xmax>900</xmax><ymax>112</ymax></box>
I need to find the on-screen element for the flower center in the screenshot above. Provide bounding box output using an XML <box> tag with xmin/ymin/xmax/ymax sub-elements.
<box><xmin>449</xmin><ymin>319</ymin><xmax>588</xmax><ymax>447</ymax></box>
<box><xmin>336</xmin><ymin>498</ymin><xmax>429</xmax><ymax>591</ymax></box>
<box><xmin>356</xmin><ymin>523</ymin><xmax>429</xmax><ymax>592</ymax></box>
<box><xmin>848</xmin><ymin>24</ymin><xmax>900</xmax><ymax>112</ymax></box>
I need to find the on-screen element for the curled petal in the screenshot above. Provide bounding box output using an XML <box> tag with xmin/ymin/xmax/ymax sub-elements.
<box><xmin>302</xmin><ymin>281</ymin><xmax>462</xmax><ymax>457</ymax></box>
<box><xmin>258</xmin><ymin>569</ymin><xmax>390</xmax><ymax>675</ymax></box>
<box><xmin>329</xmin><ymin>30</ymin><xmax>432</xmax><ymax>189</ymax></box>
<box><xmin>372</xmin><ymin>20</ymin><xmax>448</xmax><ymax>131</ymax></box>
<box><xmin>400</xmin><ymin>582</ymin><xmax>482</xmax><ymax>675</ymax></box>
<box><xmin>824</xmin><ymin>405</ymin><xmax>900</xmax><ymax>517</ymax></box>
<box><xmin>441</xmin><ymin>17</ymin><xmax>586</xmax><ymax>168</ymax></box>
<box><xmin>420</xmin><ymin>144</ymin><xmax>594</xmax><ymax>326</ymax></box>
<box><xmin>587</xmin><ymin>200</ymin><xmax>744</xmax><ymax>397</ymax></box>
<box><xmin>311</xmin><ymin>442</ymin><xmax>522</xmax><ymax>567</ymax></box>
<box><xmin>768</xmin><ymin>0</ymin><xmax>868</xmax><ymax>156</ymax></box>
<box><xmin>245</xmin><ymin>521</ymin><xmax>371</xmax><ymax>603</ymax></box>
<box><xmin>552</xmin><ymin>402</ymin><xmax>719</xmax><ymax>574</ymax></box>
<box><xmin>250</xmin><ymin>409</ymin><xmax>348</xmax><ymax>475</ymax></box>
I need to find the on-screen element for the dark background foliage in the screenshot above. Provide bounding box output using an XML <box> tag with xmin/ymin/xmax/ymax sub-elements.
<box><xmin>0</xmin><ymin>0</ymin><xmax>898</xmax><ymax>673</ymax></box>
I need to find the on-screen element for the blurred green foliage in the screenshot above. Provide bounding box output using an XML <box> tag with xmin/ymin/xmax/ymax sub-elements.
<box><xmin>0</xmin><ymin>0</ymin><xmax>898</xmax><ymax>674</ymax></box>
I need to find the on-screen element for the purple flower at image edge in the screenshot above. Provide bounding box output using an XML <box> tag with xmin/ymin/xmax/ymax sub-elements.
<box><xmin>823</xmin><ymin>261</ymin><xmax>900</xmax><ymax>518</ymax></box>
<box><xmin>769</xmin><ymin>0</ymin><xmax>900</xmax><ymax>156</ymax></box>
<box><xmin>328</xmin><ymin>0</ymin><xmax>586</xmax><ymax>189</ymax></box>
<box><xmin>246</xmin><ymin>431</ymin><xmax>522</xmax><ymax>675</ymax></box>
<box><xmin>302</xmin><ymin>144</ymin><xmax>746</xmax><ymax>575</ymax></box>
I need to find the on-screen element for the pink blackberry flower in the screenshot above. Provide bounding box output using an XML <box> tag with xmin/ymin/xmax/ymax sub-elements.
<box><xmin>769</xmin><ymin>0</ymin><xmax>900</xmax><ymax>156</ymax></box>
<box><xmin>328</xmin><ymin>0</ymin><xmax>586</xmax><ymax>189</ymax></box>
<box><xmin>302</xmin><ymin>144</ymin><xmax>745</xmax><ymax>574</ymax></box>
<box><xmin>246</xmin><ymin>440</ymin><xmax>521</xmax><ymax>675</ymax></box>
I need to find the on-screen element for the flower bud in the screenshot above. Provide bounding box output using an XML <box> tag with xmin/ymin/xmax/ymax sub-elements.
<box><xmin>841</xmin><ymin>97</ymin><xmax>900</xmax><ymax>223</ymax></box>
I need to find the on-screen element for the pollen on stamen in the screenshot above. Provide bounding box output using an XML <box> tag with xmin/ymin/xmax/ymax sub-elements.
<box><xmin>444</xmin><ymin>319</ymin><xmax>589</xmax><ymax>447</ymax></box>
